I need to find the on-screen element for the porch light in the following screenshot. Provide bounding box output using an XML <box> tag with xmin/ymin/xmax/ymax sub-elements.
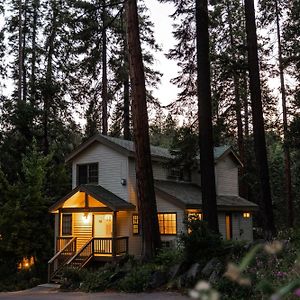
<box><xmin>83</xmin><ymin>212</ymin><xmax>90</xmax><ymax>224</ymax></box>
<box><xmin>243</xmin><ymin>212</ymin><xmax>251</xmax><ymax>219</ymax></box>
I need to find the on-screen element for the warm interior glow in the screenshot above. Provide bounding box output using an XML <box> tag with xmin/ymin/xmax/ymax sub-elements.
<box><xmin>225</xmin><ymin>215</ymin><xmax>232</xmax><ymax>240</ymax></box>
<box><xmin>18</xmin><ymin>257</ymin><xmax>35</xmax><ymax>270</ymax></box>
<box><xmin>158</xmin><ymin>213</ymin><xmax>177</xmax><ymax>235</ymax></box>
<box><xmin>187</xmin><ymin>209</ymin><xmax>203</xmax><ymax>220</ymax></box>
<box><xmin>82</xmin><ymin>212</ymin><xmax>91</xmax><ymax>224</ymax></box>
<box><xmin>243</xmin><ymin>212</ymin><xmax>251</xmax><ymax>219</ymax></box>
<box><xmin>105</xmin><ymin>214</ymin><xmax>112</xmax><ymax>222</ymax></box>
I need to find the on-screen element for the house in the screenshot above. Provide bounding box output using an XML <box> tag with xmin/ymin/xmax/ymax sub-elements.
<box><xmin>48</xmin><ymin>134</ymin><xmax>257</xmax><ymax>282</ymax></box>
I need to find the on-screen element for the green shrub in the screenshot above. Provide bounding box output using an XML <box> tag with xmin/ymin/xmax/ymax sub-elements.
<box><xmin>118</xmin><ymin>264</ymin><xmax>154</xmax><ymax>292</ymax></box>
<box><xmin>61</xmin><ymin>268</ymin><xmax>87</xmax><ymax>290</ymax></box>
<box><xmin>80</xmin><ymin>269</ymin><xmax>114</xmax><ymax>292</ymax></box>
<box><xmin>154</xmin><ymin>246</ymin><xmax>183</xmax><ymax>268</ymax></box>
<box><xmin>180</xmin><ymin>218</ymin><xmax>223</xmax><ymax>264</ymax></box>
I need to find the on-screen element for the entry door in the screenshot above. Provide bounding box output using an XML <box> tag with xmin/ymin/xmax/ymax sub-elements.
<box><xmin>94</xmin><ymin>214</ymin><xmax>112</xmax><ymax>237</ymax></box>
<box><xmin>225</xmin><ymin>213</ymin><xmax>232</xmax><ymax>240</ymax></box>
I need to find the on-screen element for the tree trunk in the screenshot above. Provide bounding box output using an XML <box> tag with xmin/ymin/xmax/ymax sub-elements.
<box><xmin>101</xmin><ymin>0</ymin><xmax>108</xmax><ymax>135</ymax></box>
<box><xmin>22</xmin><ymin>0</ymin><xmax>28</xmax><ymax>102</ymax></box>
<box><xmin>226</xmin><ymin>0</ymin><xmax>246</xmax><ymax>197</ymax></box>
<box><xmin>275</xmin><ymin>0</ymin><xmax>293</xmax><ymax>228</ymax></box>
<box><xmin>18</xmin><ymin>0</ymin><xmax>23</xmax><ymax>102</ymax></box>
<box><xmin>244</xmin><ymin>0</ymin><xmax>276</xmax><ymax>237</ymax></box>
<box><xmin>30</xmin><ymin>0</ymin><xmax>38</xmax><ymax>105</ymax></box>
<box><xmin>196</xmin><ymin>0</ymin><xmax>219</xmax><ymax>233</ymax></box>
<box><xmin>122</xmin><ymin>10</ymin><xmax>131</xmax><ymax>140</ymax></box>
<box><xmin>125</xmin><ymin>0</ymin><xmax>161</xmax><ymax>260</ymax></box>
<box><xmin>43</xmin><ymin>2</ymin><xmax>58</xmax><ymax>155</ymax></box>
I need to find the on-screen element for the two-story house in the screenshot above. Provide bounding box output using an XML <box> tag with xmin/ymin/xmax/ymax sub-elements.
<box><xmin>48</xmin><ymin>134</ymin><xmax>257</xmax><ymax>282</ymax></box>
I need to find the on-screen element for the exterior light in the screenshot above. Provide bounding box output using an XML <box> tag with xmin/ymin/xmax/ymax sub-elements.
<box><xmin>18</xmin><ymin>257</ymin><xmax>35</xmax><ymax>270</ymax></box>
<box><xmin>243</xmin><ymin>212</ymin><xmax>251</xmax><ymax>219</ymax></box>
<box><xmin>83</xmin><ymin>212</ymin><xmax>90</xmax><ymax>224</ymax></box>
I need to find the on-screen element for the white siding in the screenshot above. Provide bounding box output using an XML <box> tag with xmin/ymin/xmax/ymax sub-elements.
<box><xmin>152</xmin><ymin>162</ymin><xmax>168</xmax><ymax>180</ymax></box>
<box><xmin>215</xmin><ymin>156</ymin><xmax>239</xmax><ymax>195</ymax></box>
<box><xmin>72</xmin><ymin>143</ymin><xmax>129</xmax><ymax>201</ymax></box>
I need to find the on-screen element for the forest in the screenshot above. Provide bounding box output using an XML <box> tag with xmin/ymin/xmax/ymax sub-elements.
<box><xmin>0</xmin><ymin>0</ymin><xmax>300</xmax><ymax>298</ymax></box>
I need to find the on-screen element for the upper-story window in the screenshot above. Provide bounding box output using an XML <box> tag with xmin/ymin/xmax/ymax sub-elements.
<box><xmin>77</xmin><ymin>163</ymin><xmax>99</xmax><ymax>185</ymax></box>
<box><xmin>167</xmin><ymin>167</ymin><xmax>191</xmax><ymax>182</ymax></box>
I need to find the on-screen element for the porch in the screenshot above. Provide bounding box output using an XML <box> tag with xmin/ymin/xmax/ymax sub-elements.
<box><xmin>48</xmin><ymin>184</ymin><xmax>135</xmax><ymax>282</ymax></box>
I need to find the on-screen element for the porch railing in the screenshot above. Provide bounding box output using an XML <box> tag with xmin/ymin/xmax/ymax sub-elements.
<box><xmin>48</xmin><ymin>237</ymin><xmax>77</xmax><ymax>282</ymax></box>
<box><xmin>56</xmin><ymin>236</ymin><xmax>73</xmax><ymax>252</ymax></box>
<box><xmin>93</xmin><ymin>236</ymin><xmax>129</xmax><ymax>256</ymax></box>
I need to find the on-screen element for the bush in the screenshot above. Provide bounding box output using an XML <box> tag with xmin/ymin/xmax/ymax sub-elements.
<box><xmin>154</xmin><ymin>246</ymin><xmax>183</xmax><ymax>268</ymax></box>
<box><xmin>61</xmin><ymin>268</ymin><xmax>87</xmax><ymax>290</ymax></box>
<box><xmin>118</xmin><ymin>264</ymin><xmax>154</xmax><ymax>292</ymax></box>
<box><xmin>180</xmin><ymin>218</ymin><xmax>223</xmax><ymax>264</ymax></box>
<box><xmin>80</xmin><ymin>269</ymin><xmax>115</xmax><ymax>292</ymax></box>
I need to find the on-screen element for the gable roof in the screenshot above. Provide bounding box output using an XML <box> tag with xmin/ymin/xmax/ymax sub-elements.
<box><xmin>66</xmin><ymin>134</ymin><xmax>242</xmax><ymax>165</ymax></box>
<box><xmin>154</xmin><ymin>180</ymin><xmax>258</xmax><ymax>211</ymax></box>
<box><xmin>49</xmin><ymin>184</ymin><xmax>135</xmax><ymax>212</ymax></box>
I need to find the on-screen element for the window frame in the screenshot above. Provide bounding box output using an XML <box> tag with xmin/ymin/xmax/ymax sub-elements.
<box><xmin>157</xmin><ymin>212</ymin><xmax>177</xmax><ymax>236</ymax></box>
<box><xmin>77</xmin><ymin>162</ymin><xmax>99</xmax><ymax>185</ymax></box>
<box><xmin>61</xmin><ymin>213</ymin><xmax>73</xmax><ymax>236</ymax></box>
<box><xmin>132</xmin><ymin>213</ymin><xmax>140</xmax><ymax>235</ymax></box>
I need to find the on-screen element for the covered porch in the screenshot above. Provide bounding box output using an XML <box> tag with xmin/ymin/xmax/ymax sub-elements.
<box><xmin>48</xmin><ymin>184</ymin><xmax>135</xmax><ymax>282</ymax></box>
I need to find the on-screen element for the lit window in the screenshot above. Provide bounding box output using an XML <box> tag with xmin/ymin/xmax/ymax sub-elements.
<box><xmin>62</xmin><ymin>214</ymin><xmax>72</xmax><ymax>236</ymax></box>
<box><xmin>243</xmin><ymin>212</ymin><xmax>251</xmax><ymax>219</ymax></box>
<box><xmin>158</xmin><ymin>213</ymin><xmax>177</xmax><ymax>235</ymax></box>
<box><xmin>132</xmin><ymin>214</ymin><xmax>139</xmax><ymax>235</ymax></box>
<box><xmin>187</xmin><ymin>210</ymin><xmax>203</xmax><ymax>220</ymax></box>
<box><xmin>225</xmin><ymin>214</ymin><xmax>232</xmax><ymax>240</ymax></box>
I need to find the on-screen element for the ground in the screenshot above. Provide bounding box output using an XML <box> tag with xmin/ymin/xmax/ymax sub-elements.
<box><xmin>0</xmin><ymin>285</ymin><xmax>189</xmax><ymax>300</ymax></box>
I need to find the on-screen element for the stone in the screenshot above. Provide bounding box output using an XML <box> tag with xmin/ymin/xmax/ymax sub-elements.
<box><xmin>201</xmin><ymin>258</ymin><xmax>222</xmax><ymax>278</ymax></box>
<box><xmin>168</xmin><ymin>264</ymin><xmax>182</xmax><ymax>281</ymax></box>
<box><xmin>186</xmin><ymin>263</ymin><xmax>201</xmax><ymax>282</ymax></box>
<box><xmin>149</xmin><ymin>271</ymin><xmax>167</xmax><ymax>289</ymax></box>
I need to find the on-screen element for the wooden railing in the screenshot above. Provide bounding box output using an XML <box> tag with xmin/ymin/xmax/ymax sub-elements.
<box><xmin>66</xmin><ymin>238</ymin><xmax>94</xmax><ymax>269</ymax></box>
<box><xmin>93</xmin><ymin>237</ymin><xmax>128</xmax><ymax>256</ymax></box>
<box><xmin>48</xmin><ymin>237</ymin><xmax>77</xmax><ymax>282</ymax></box>
<box><xmin>56</xmin><ymin>237</ymin><xmax>73</xmax><ymax>252</ymax></box>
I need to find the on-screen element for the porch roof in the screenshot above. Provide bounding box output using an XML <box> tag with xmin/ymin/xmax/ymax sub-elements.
<box><xmin>49</xmin><ymin>184</ymin><xmax>135</xmax><ymax>213</ymax></box>
<box><xmin>154</xmin><ymin>180</ymin><xmax>258</xmax><ymax>211</ymax></box>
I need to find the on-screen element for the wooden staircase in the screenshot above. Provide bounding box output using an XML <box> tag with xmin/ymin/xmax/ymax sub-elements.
<box><xmin>48</xmin><ymin>236</ymin><xmax>129</xmax><ymax>283</ymax></box>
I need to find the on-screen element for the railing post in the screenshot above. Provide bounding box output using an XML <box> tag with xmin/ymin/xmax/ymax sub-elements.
<box><xmin>112</xmin><ymin>211</ymin><xmax>117</xmax><ymax>259</ymax></box>
<box><xmin>126</xmin><ymin>237</ymin><xmax>129</xmax><ymax>254</ymax></box>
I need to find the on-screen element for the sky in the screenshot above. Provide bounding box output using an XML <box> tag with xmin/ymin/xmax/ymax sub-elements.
<box><xmin>146</xmin><ymin>1</ymin><xmax>180</xmax><ymax>107</ymax></box>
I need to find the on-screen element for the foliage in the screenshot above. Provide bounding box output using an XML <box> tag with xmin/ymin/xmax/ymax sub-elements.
<box><xmin>118</xmin><ymin>264</ymin><xmax>155</xmax><ymax>293</ymax></box>
<box><xmin>154</xmin><ymin>247</ymin><xmax>183</xmax><ymax>269</ymax></box>
<box><xmin>180</xmin><ymin>218</ymin><xmax>223</xmax><ymax>264</ymax></box>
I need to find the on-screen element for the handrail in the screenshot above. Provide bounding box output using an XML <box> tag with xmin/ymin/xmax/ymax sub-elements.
<box><xmin>56</xmin><ymin>237</ymin><xmax>72</xmax><ymax>252</ymax></box>
<box><xmin>48</xmin><ymin>237</ymin><xmax>76</xmax><ymax>264</ymax></box>
<box><xmin>48</xmin><ymin>237</ymin><xmax>77</xmax><ymax>282</ymax></box>
<box><xmin>66</xmin><ymin>237</ymin><xmax>94</xmax><ymax>269</ymax></box>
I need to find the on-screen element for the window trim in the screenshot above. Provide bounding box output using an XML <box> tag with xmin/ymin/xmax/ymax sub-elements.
<box><xmin>76</xmin><ymin>162</ymin><xmax>99</xmax><ymax>185</ymax></box>
<box><xmin>61</xmin><ymin>213</ymin><xmax>73</xmax><ymax>236</ymax></box>
<box><xmin>132</xmin><ymin>213</ymin><xmax>140</xmax><ymax>235</ymax></box>
<box><xmin>157</xmin><ymin>212</ymin><xmax>177</xmax><ymax>236</ymax></box>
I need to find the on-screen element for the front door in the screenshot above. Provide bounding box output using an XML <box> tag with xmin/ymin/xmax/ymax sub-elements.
<box><xmin>93</xmin><ymin>214</ymin><xmax>112</xmax><ymax>237</ymax></box>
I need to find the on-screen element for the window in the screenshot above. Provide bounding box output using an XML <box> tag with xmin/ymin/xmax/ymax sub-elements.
<box><xmin>77</xmin><ymin>163</ymin><xmax>98</xmax><ymax>185</ymax></box>
<box><xmin>243</xmin><ymin>212</ymin><xmax>251</xmax><ymax>219</ymax></box>
<box><xmin>132</xmin><ymin>214</ymin><xmax>140</xmax><ymax>235</ymax></box>
<box><xmin>158</xmin><ymin>213</ymin><xmax>177</xmax><ymax>235</ymax></box>
<box><xmin>167</xmin><ymin>167</ymin><xmax>191</xmax><ymax>182</ymax></box>
<box><xmin>62</xmin><ymin>214</ymin><xmax>72</xmax><ymax>236</ymax></box>
<box><xmin>187</xmin><ymin>210</ymin><xmax>203</xmax><ymax>220</ymax></box>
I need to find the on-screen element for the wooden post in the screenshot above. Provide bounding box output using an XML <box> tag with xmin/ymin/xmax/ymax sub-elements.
<box><xmin>84</xmin><ymin>192</ymin><xmax>88</xmax><ymax>209</ymax></box>
<box><xmin>112</xmin><ymin>211</ymin><xmax>117</xmax><ymax>258</ymax></box>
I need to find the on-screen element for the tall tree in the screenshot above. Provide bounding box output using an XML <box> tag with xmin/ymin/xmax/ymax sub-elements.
<box><xmin>196</xmin><ymin>0</ymin><xmax>219</xmax><ymax>232</ymax></box>
<box><xmin>244</xmin><ymin>0</ymin><xmax>276</xmax><ymax>237</ymax></box>
<box><xmin>125</xmin><ymin>0</ymin><xmax>161</xmax><ymax>259</ymax></box>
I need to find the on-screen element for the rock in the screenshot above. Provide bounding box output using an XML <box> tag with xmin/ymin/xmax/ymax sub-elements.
<box><xmin>186</xmin><ymin>263</ymin><xmax>201</xmax><ymax>282</ymax></box>
<box><xmin>209</xmin><ymin>269</ymin><xmax>221</xmax><ymax>284</ymax></box>
<box><xmin>168</xmin><ymin>264</ymin><xmax>182</xmax><ymax>281</ymax></box>
<box><xmin>149</xmin><ymin>271</ymin><xmax>167</xmax><ymax>289</ymax></box>
<box><xmin>201</xmin><ymin>258</ymin><xmax>222</xmax><ymax>278</ymax></box>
